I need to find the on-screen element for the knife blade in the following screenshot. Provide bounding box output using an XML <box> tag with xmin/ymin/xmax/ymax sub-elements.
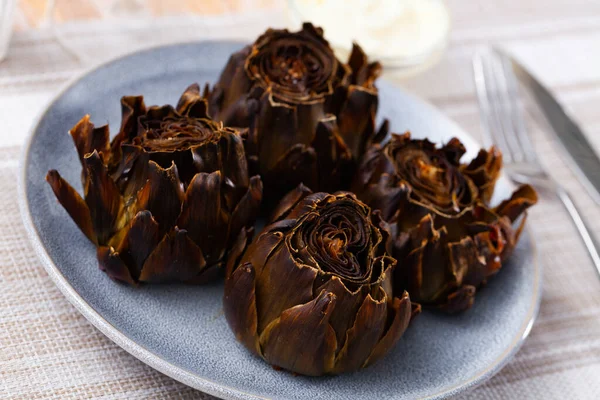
<box><xmin>497</xmin><ymin>48</ymin><xmax>600</xmax><ymax>206</ymax></box>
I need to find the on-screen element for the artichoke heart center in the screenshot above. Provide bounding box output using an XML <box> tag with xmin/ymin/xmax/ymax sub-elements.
<box><xmin>294</xmin><ymin>198</ymin><xmax>374</xmax><ymax>285</ymax></box>
<box><xmin>268</xmin><ymin>46</ymin><xmax>321</xmax><ymax>93</ymax></box>
<box><xmin>249</xmin><ymin>35</ymin><xmax>335</xmax><ymax>100</ymax></box>
<box><xmin>324</xmin><ymin>235</ymin><xmax>346</xmax><ymax>257</ymax></box>
<box><xmin>142</xmin><ymin>117</ymin><xmax>222</xmax><ymax>151</ymax></box>
<box><xmin>415</xmin><ymin>159</ymin><xmax>445</xmax><ymax>184</ymax></box>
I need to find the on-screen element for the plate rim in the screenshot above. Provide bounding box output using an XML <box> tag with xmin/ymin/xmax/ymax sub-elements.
<box><xmin>18</xmin><ymin>40</ymin><xmax>542</xmax><ymax>400</ymax></box>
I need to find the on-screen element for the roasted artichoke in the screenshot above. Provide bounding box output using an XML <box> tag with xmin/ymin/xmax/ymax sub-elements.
<box><xmin>46</xmin><ymin>84</ymin><xmax>262</xmax><ymax>284</ymax></box>
<box><xmin>209</xmin><ymin>23</ymin><xmax>386</xmax><ymax>203</ymax></box>
<box><xmin>224</xmin><ymin>186</ymin><xmax>420</xmax><ymax>376</ymax></box>
<box><xmin>353</xmin><ymin>132</ymin><xmax>537</xmax><ymax>313</ymax></box>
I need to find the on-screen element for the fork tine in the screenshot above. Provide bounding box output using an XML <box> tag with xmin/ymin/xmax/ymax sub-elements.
<box><xmin>487</xmin><ymin>51</ymin><xmax>527</xmax><ymax>162</ymax></box>
<box><xmin>472</xmin><ymin>52</ymin><xmax>495</xmax><ymax>148</ymax></box>
<box><xmin>474</xmin><ymin>49</ymin><xmax>542</xmax><ymax>166</ymax></box>
<box><xmin>494</xmin><ymin>49</ymin><xmax>539</xmax><ymax>164</ymax></box>
<box><xmin>473</xmin><ymin>50</ymin><xmax>514</xmax><ymax>162</ymax></box>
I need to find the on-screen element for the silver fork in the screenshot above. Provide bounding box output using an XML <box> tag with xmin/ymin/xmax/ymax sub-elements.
<box><xmin>473</xmin><ymin>48</ymin><xmax>600</xmax><ymax>278</ymax></box>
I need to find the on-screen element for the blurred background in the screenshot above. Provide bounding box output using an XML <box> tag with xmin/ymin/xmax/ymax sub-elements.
<box><xmin>3</xmin><ymin>0</ymin><xmax>599</xmax><ymax>92</ymax></box>
<box><xmin>3</xmin><ymin>0</ymin><xmax>599</xmax><ymax>150</ymax></box>
<box><xmin>3</xmin><ymin>0</ymin><xmax>600</xmax><ymax>172</ymax></box>
<box><xmin>5</xmin><ymin>0</ymin><xmax>452</xmax><ymax>70</ymax></box>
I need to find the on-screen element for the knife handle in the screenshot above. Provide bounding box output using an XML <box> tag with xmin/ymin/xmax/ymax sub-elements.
<box><xmin>556</xmin><ymin>186</ymin><xmax>600</xmax><ymax>279</ymax></box>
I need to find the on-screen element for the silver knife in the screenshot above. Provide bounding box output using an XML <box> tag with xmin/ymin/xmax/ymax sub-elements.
<box><xmin>500</xmin><ymin>49</ymin><xmax>600</xmax><ymax>206</ymax></box>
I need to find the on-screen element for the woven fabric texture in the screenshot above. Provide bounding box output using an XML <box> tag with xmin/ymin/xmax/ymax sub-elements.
<box><xmin>2</xmin><ymin>3</ymin><xmax>600</xmax><ymax>398</ymax></box>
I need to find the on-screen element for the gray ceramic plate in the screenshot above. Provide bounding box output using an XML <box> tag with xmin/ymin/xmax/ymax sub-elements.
<box><xmin>19</xmin><ymin>42</ymin><xmax>541</xmax><ymax>400</ymax></box>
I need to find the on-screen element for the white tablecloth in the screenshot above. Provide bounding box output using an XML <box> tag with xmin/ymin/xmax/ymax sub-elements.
<box><xmin>1</xmin><ymin>2</ymin><xmax>600</xmax><ymax>398</ymax></box>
